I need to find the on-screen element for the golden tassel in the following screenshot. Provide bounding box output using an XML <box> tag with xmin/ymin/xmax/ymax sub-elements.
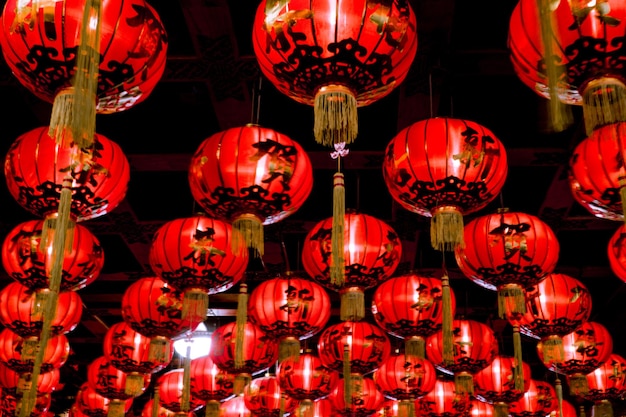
<box><xmin>313</xmin><ymin>85</ymin><xmax>358</xmax><ymax>147</ymax></box>
<box><xmin>125</xmin><ymin>373</ymin><xmax>145</xmax><ymax>397</ymax></box>
<box><xmin>441</xmin><ymin>275</ymin><xmax>454</xmax><ymax>366</ymax></box>
<box><xmin>454</xmin><ymin>372</ymin><xmax>474</xmax><ymax>396</ymax></box>
<box><xmin>278</xmin><ymin>336</ymin><xmax>301</xmax><ymax>362</ymax></box>
<box><xmin>149</xmin><ymin>336</ymin><xmax>171</xmax><ymax>363</ymax></box>
<box><xmin>232</xmin><ymin>214</ymin><xmax>264</xmax><ymax>258</ymax></box>
<box><xmin>593</xmin><ymin>400</ymin><xmax>614</xmax><ymax>417</ymax></box>
<box><xmin>580</xmin><ymin>405</ymin><xmax>587</xmax><ymax>417</ymax></box>
<box><xmin>498</xmin><ymin>283</ymin><xmax>526</xmax><ymax>319</ymax></box>
<box><xmin>494</xmin><ymin>403</ymin><xmax>509</xmax><ymax>417</ymax></box>
<box><xmin>182</xmin><ymin>288</ymin><xmax>208</xmax><ymax>324</ymax></box>
<box><xmin>343</xmin><ymin>344</ymin><xmax>351</xmax><ymax>408</ymax></box>
<box><xmin>540</xmin><ymin>335</ymin><xmax>565</xmax><ymax>364</ymax></box>
<box><xmin>107</xmin><ymin>400</ymin><xmax>125</xmax><ymax>417</ymax></box>
<box><xmin>49</xmin><ymin>0</ymin><xmax>102</xmax><ymax>148</ymax></box>
<box><xmin>331</xmin><ymin>172</ymin><xmax>345</xmax><ymax>287</ymax></box>
<box><xmin>151</xmin><ymin>387</ymin><xmax>160</xmax><ymax>417</ymax></box>
<box><xmin>205</xmin><ymin>400</ymin><xmax>220</xmax><ymax>417</ymax></box>
<box><xmin>582</xmin><ymin>77</ymin><xmax>626</xmax><ymax>135</ymax></box>
<box><xmin>405</xmin><ymin>335</ymin><xmax>425</xmax><ymax>359</ymax></box>
<box><xmin>537</xmin><ymin>0</ymin><xmax>572</xmax><ymax>132</ymax></box>
<box><xmin>298</xmin><ymin>399</ymin><xmax>314</xmax><ymax>417</ymax></box>
<box><xmin>40</xmin><ymin>214</ymin><xmax>75</xmax><ymax>256</ymax></box>
<box><xmin>431</xmin><ymin>206</ymin><xmax>464</xmax><ymax>252</ymax></box>
<box><xmin>555</xmin><ymin>375</ymin><xmax>564</xmax><ymax>417</ymax></box>
<box><xmin>234</xmin><ymin>373</ymin><xmax>251</xmax><ymax>396</ymax></box>
<box><xmin>340</xmin><ymin>287</ymin><xmax>364</xmax><ymax>322</ymax></box>
<box><xmin>235</xmin><ymin>283</ymin><xmax>248</xmax><ymax>369</ymax></box>
<box><xmin>568</xmin><ymin>374</ymin><xmax>590</xmax><ymax>397</ymax></box>
<box><xmin>181</xmin><ymin>345</ymin><xmax>191</xmax><ymax>412</ymax></box>
<box><xmin>20</xmin><ymin>337</ymin><xmax>38</xmax><ymax>363</ymax></box>
<box><xmin>512</xmin><ymin>326</ymin><xmax>525</xmax><ymax>393</ymax></box>
<box><xmin>398</xmin><ymin>400</ymin><xmax>415</xmax><ymax>417</ymax></box>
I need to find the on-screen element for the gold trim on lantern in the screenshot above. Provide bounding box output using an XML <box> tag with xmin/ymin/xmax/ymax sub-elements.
<box><xmin>430</xmin><ymin>205</ymin><xmax>464</xmax><ymax>252</ymax></box>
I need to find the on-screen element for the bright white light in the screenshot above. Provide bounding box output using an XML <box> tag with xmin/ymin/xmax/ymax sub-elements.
<box><xmin>173</xmin><ymin>322</ymin><xmax>212</xmax><ymax>360</ymax></box>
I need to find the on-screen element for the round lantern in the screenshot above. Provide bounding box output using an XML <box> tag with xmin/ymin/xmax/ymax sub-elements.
<box><xmin>4</xmin><ymin>127</ymin><xmax>130</xmax><ymax>222</ymax></box>
<box><xmin>538</xmin><ymin>321</ymin><xmax>613</xmax><ymax>396</ymax></box>
<box><xmin>75</xmin><ymin>383</ymin><xmax>133</xmax><ymax>417</ymax></box>
<box><xmin>102</xmin><ymin>321</ymin><xmax>172</xmax><ymax>397</ymax></box>
<box><xmin>121</xmin><ymin>276</ymin><xmax>199</xmax><ymax>361</ymax></box>
<box><xmin>292</xmin><ymin>398</ymin><xmax>333</xmax><ymax>417</ymax></box>
<box><xmin>157</xmin><ymin>368</ymin><xmax>205</xmax><ymax>414</ymax></box>
<box><xmin>248</xmin><ymin>273</ymin><xmax>331</xmax><ymax>361</ymax></box>
<box><xmin>0</xmin><ymin>328</ymin><xmax>69</xmax><ymax>374</ymax></box>
<box><xmin>0</xmin><ymin>365</ymin><xmax>60</xmax><ymax>396</ymax></box>
<box><xmin>141</xmin><ymin>399</ymin><xmax>195</xmax><ymax>417</ymax></box>
<box><xmin>509</xmin><ymin>0</ymin><xmax>626</xmax><ymax>134</ymax></box>
<box><xmin>220</xmin><ymin>396</ymin><xmax>251</xmax><ymax>417</ymax></box>
<box><xmin>0</xmin><ymin>390</ymin><xmax>51</xmax><ymax>417</ymax></box>
<box><xmin>508</xmin><ymin>273</ymin><xmax>593</xmax><ymax>361</ymax></box>
<box><xmin>302</xmin><ymin>211</ymin><xmax>402</xmax><ymax>321</ymax></box>
<box><xmin>454</xmin><ymin>210</ymin><xmax>559</xmax><ymax>317</ymax></box>
<box><xmin>329</xmin><ymin>376</ymin><xmax>385</xmax><ymax>416</ymax></box>
<box><xmin>569</xmin><ymin>123</ymin><xmax>626</xmax><ymax>222</ymax></box>
<box><xmin>372</xmin><ymin>273</ymin><xmax>456</xmax><ymax>358</ymax></box>
<box><xmin>209</xmin><ymin>321</ymin><xmax>279</xmax><ymax>392</ymax></box>
<box><xmin>415</xmin><ymin>378</ymin><xmax>471</xmax><ymax>417</ymax></box>
<box><xmin>468</xmin><ymin>399</ymin><xmax>495</xmax><ymax>417</ymax></box>
<box><xmin>189</xmin><ymin>355</ymin><xmax>236</xmax><ymax>417</ymax></box>
<box><xmin>252</xmin><ymin>0</ymin><xmax>418</xmax><ymax>147</ymax></box>
<box><xmin>473</xmin><ymin>355</ymin><xmax>532</xmax><ymax>417</ymax></box>
<box><xmin>188</xmin><ymin>124</ymin><xmax>313</xmax><ymax>256</ymax></box>
<box><xmin>86</xmin><ymin>356</ymin><xmax>150</xmax><ymax>401</ymax></box>
<box><xmin>425</xmin><ymin>319</ymin><xmax>498</xmax><ymax>395</ymax></box>
<box><xmin>575</xmin><ymin>354</ymin><xmax>626</xmax><ymax>417</ymax></box>
<box><xmin>0</xmin><ymin>0</ymin><xmax>168</xmax><ymax>114</ymax></box>
<box><xmin>608</xmin><ymin>224</ymin><xmax>626</xmax><ymax>283</ymax></box>
<box><xmin>373</xmin><ymin>353</ymin><xmax>436</xmax><ymax>417</ymax></box>
<box><xmin>2</xmin><ymin>219</ymin><xmax>104</xmax><ymax>292</ymax></box>
<box><xmin>0</xmin><ymin>282</ymin><xmax>83</xmax><ymax>338</ymax></box>
<box><xmin>149</xmin><ymin>214</ymin><xmax>249</xmax><ymax>323</ymax></box>
<box><xmin>508</xmin><ymin>379</ymin><xmax>558</xmax><ymax>417</ymax></box>
<box><xmin>383</xmin><ymin>117</ymin><xmax>508</xmax><ymax>251</ymax></box>
<box><xmin>243</xmin><ymin>375</ymin><xmax>295</xmax><ymax>417</ymax></box>
<box><xmin>317</xmin><ymin>321</ymin><xmax>392</xmax><ymax>376</ymax></box>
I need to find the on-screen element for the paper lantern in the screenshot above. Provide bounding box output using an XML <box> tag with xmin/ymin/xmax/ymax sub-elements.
<box><xmin>252</xmin><ymin>0</ymin><xmax>417</xmax><ymax>147</ymax></box>
<box><xmin>86</xmin><ymin>356</ymin><xmax>150</xmax><ymax>401</ymax></box>
<box><xmin>0</xmin><ymin>365</ymin><xmax>60</xmax><ymax>395</ymax></box>
<box><xmin>329</xmin><ymin>376</ymin><xmax>385</xmax><ymax>416</ymax></box>
<box><xmin>141</xmin><ymin>400</ymin><xmax>195</xmax><ymax>417</ymax></box>
<box><xmin>0</xmin><ymin>329</ymin><xmax>69</xmax><ymax>374</ymax></box>
<box><xmin>473</xmin><ymin>356</ymin><xmax>532</xmax><ymax>417</ymax></box>
<box><xmin>248</xmin><ymin>273</ymin><xmax>331</xmax><ymax>361</ymax></box>
<box><xmin>302</xmin><ymin>211</ymin><xmax>402</xmax><ymax>321</ymax></box>
<box><xmin>383</xmin><ymin>117</ymin><xmax>508</xmax><ymax>251</ymax></box>
<box><xmin>0</xmin><ymin>389</ymin><xmax>52</xmax><ymax>417</ymax></box>
<box><xmin>243</xmin><ymin>375</ymin><xmax>296</xmax><ymax>417</ymax></box>
<box><xmin>608</xmin><ymin>224</ymin><xmax>626</xmax><ymax>283</ymax></box>
<box><xmin>4</xmin><ymin>126</ymin><xmax>130</xmax><ymax>222</ymax></box>
<box><xmin>425</xmin><ymin>319</ymin><xmax>498</xmax><ymax>395</ymax></box>
<box><xmin>188</xmin><ymin>124</ymin><xmax>313</xmax><ymax>256</ymax></box>
<box><xmin>415</xmin><ymin>378</ymin><xmax>471</xmax><ymax>417</ymax></box>
<box><xmin>574</xmin><ymin>354</ymin><xmax>626</xmax><ymax>417</ymax></box>
<box><xmin>149</xmin><ymin>215</ymin><xmax>249</xmax><ymax>322</ymax></box>
<box><xmin>467</xmin><ymin>399</ymin><xmax>495</xmax><ymax>417</ymax></box>
<box><xmin>276</xmin><ymin>352</ymin><xmax>339</xmax><ymax>408</ymax></box>
<box><xmin>508</xmin><ymin>379</ymin><xmax>558</xmax><ymax>417</ymax></box>
<box><xmin>220</xmin><ymin>396</ymin><xmax>251</xmax><ymax>417</ymax></box>
<box><xmin>75</xmin><ymin>383</ymin><xmax>133</xmax><ymax>417</ymax></box>
<box><xmin>189</xmin><ymin>355</ymin><xmax>236</xmax><ymax>417</ymax></box>
<box><xmin>0</xmin><ymin>282</ymin><xmax>83</xmax><ymax>338</ymax></box>
<box><xmin>157</xmin><ymin>369</ymin><xmax>205</xmax><ymax>414</ymax></box>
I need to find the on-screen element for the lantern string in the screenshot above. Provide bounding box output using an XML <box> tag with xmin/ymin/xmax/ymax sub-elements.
<box><xmin>250</xmin><ymin>76</ymin><xmax>263</xmax><ymax>125</ymax></box>
<box><xmin>429</xmin><ymin>72</ymin><xmax>434</xmax><ymax>119</ymax></box>
<box><xmin>280</xmin><ymin>238</ymin><xmax>291</xmax><ymax>272</ymax></box>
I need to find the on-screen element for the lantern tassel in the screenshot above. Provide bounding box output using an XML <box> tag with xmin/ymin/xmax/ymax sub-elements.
<box><xmin>151</xmin><ymin>387</ymin><xmax>160</xmax><ymax>417</ymax></box>
<box><xmin>182</xmin><ymin>288</ymin><xmax>208</xmax><ymax>324</ymax></box>
<box><xmin>181</xmin><ymin>345</ymin><xmax>192</xmax><ymax>412</ymax></box>
<box><xmin>541</xmin><ymin>335</ymin><xmax>565</xmax><ymax>364</ymax></box>
<box><xmin>441</xmin><ymin>274</ymin><xmax>454</xmax><ymax>366</ymax></box>
<box><xmin>405</xmin><ymin>336</ymin><xmax>425</xmax><ymax>359</ymax></box>
<box><xmin>107</xmin><ymin>400</ymin><xmax>126</xmax><ymax>417</ymax></box>
<box><xmin>205</xmin><ymin>400</ymin><xmax>220</xmax><ymax>417</ymax></box>
<box><xmin>331</xmin><ymin>172</ymin><xmax>345</xmax><ymax>287</ymax></box>
<box><xmin>279</xmin><ymin>336</ymin><xmax>301</xmax><ymax>362</ymax></box>
<box><xmin>431</xmin><ymin>206</ymin><xmax>464</xmax><ymax>252</ymax></box>
<box><xmin>555</xmin><ymin>375</ymin><xmax>564</xmax><ymax>417</ymax></box>
<box><xmin>235</xmin><ymin>283</ymin><xmax>248</xmax><ymax>369</ymax></box>
<box><xmin>343</xmin><ymin>344</ymin><xmax>351</xmax><ymax>408</ymax></box>
<box><xmin>125</xmin><ymin>373</ymin><xmax>145</xmax><ymax>397</ymax></box>
<box><xmin>149</xmin><ymin>336</ymin><xmax>171</xmax><ymax>363</ymax></box>
<box><xmin>498</xmin><ymin>284</ymin><xmax>526</xmax><ymax>319</ymax></box>
<box><xmin>314</xmin><ymin>84</ymin><xmax>358</xmax><ymax>147</ymax></box>
<box><xmin>568</xmin><ymin>374</ymin><xmax>590</xmax><ymax>397</ymax></box>
<box><xmin>537</xmin><ymin>0</ymin><xmax>572</xmax><ymax>132</ymax></box>
<box><xmin>340</xmin><ymin>287</ymin><xmax>364</xmax><ymax>322</ymax></box>
<box><xmin>512</xmin><ymin>326</ymin><xmax>525</xmax><ymax>393</ymax></box>
<box><xmin>398</xmin><ymin>400</ymin><xmax>416</xmax><ymax>417</ymax></box>
<box><xmin>49</xmin><ymin>0</ymin><xmax>102</xmax><ymax>148</ymax></box>
<box><xmin>234</xmin><ymin>373</ymin><xmax>251</xmax><ymax>396</ymax></box>
<box><xmin>593</xmin><ymin>400</ymin><xmax>614</xmax><ymax>417</ymax></box>
<box><xmin>232</xmin><ymin>214</ymin><xmax>264</xmax><ymax>257</ymax></box>
<box><xmin>583</xmin><ymin>77</ymin><xmax>626</xmax><ymax>135</ymax></box>
<box><xmin>454</xmin><ymin>372</ymin><xmax>474</xmax><ymax>396</ymax></box>
<box><xmin>40</xmin><ymin>214</ymin><xmax>76</xmax><ymax>256</ymax></box>
<box><xmin>494</xmin><ymin>402</ymin><xmax>509</xmax><ymax>417</ymax></box>
<box><xmin>580</xmin><ymin>405</ymin><xmax>587</xmax><ymax>417</ymax></box>
<box><xmin>299</xmin><ymin>399</ymin><xmax>315</xmax><ymax>417</ymax></box>
<box><xmin>279</xmin><ymin>393</ymin><xmax>286</xmax><ymax>417</ymax></box>
<box><xmin>20</xmin><ymin>337</ymin><xmax>38</xmax><ymax>363</ymax></box>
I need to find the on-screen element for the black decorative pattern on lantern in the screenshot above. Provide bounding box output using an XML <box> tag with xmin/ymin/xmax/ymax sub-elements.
<box><xmin>418</xmin><ymin>396</ymin><xmax>468</xmax><ymax>415</ymax></box>
<box><xmin>375</xmin><ymin>318</ymin><xmax>440</xmax><ymax>338</ymax></box>
<box><xmin>211</xmin><ymin>331</ymin><xmax>277</xmax><ymax>375</ymax></box>
<box><xmin>95</xmin><ymin>364</ymin><xmax>132</xmax><ymax>401</ymax></box>
<box><xmin>380</xmin><ymin>361</ymin><xmax>432</xmax><ymax>400</ymax></box>
<box><xmin>191</xmin><ymin>378</ymin><xmax>234</xmax><ymax>402</ymax></box>
<box><xmin>558</xmin><ymin>327</ymin><xmax>606</xmax><ymax>374</ymax></box>
<box><xmin>3</xmin><ymin>357</ymin><xmax>53</xmax><ymax>374</ymax></box>
<box><xmin>108</xmin><ymin>329</ymin><xmax>161</xmax><ymax>374</ymax></box>
<box><xmin>7</xmin><ymin>321</ymin><xmax>64</xmax><ymax>338</ymax></box>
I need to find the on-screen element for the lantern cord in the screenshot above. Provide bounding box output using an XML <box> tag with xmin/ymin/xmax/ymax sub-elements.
<box><xmin>235</xmin><ymin>282</ymin><xmax>248</xmax><ymax>369</ymax></box>
<box><xmin>280</xmin><ymin>238</ymin><xmax>291</xmax><ymax>273</ymax></box>
<box><xmin>151</xmin><ymin>387</ymin><xmax>160</xmax><ymax>417</ymax></box>
<box><xmin>429</xmin><ymin>72</ymin><xmax>434</xmax><ymax>119</ymax></box>
<box><xmin>250</xmin><ymin>76</ymin><xmax>263</xmax><ymax>125</ymax></box>
<box><xmin>181</xmin><ymin>345</ymin><xmax>192</xmax><ymax>412</ymax></box>
<box><xmin>330</xmin><ymin>144</ymin><xmax>349</xmax><ymax>287</ymax></box>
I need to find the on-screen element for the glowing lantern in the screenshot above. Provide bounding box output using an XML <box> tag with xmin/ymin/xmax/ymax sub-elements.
<box><xmin>415</xmin><ymin>378</ymin><xmax>471</xmax><ymax>417</ymax></box>
<box><xmin>508</xmin><ymin>379</ymin><xmax>558</xmax><ymax>417</ymax></box>
<box><xmin>189</xmin><ymin>355</ymin><xmax>236</xmax><ymax>417</ymax></box>
<box><xmin>608</xmin><ymin>224</ymin><xmax>626</xmax><ymax>283</ymax></box>
<box><xmin>383</xmin><ymin>117</ymin><xmax>508</xmax><ymax>251</ymax></box>
<box><xmin>575</xmin><ymin>354</ymin><xmax>626</xmax><ymax>417</ymax></box>
<box><xmin>75</xmin><ymin>384</ymin><xmax>132</xmax><ymax>417</ymax></box>
<box><xmin>329</xmin><ymin>376</ymin><xmax>385</xmax><ymax>416</ymax></box>
<box><xmin>220</xmin><ymin>396</ymin><xmax>251</xmax><ymax>417</ymax></box>
<box><xmin>0</xmin><ymin>365</ymin><xmax>60</xmax><ymax>396</ymax></box>
<box><xmin>86</xmin><ymin>356</ymin><xmax>150</xmax><ymax>401</ymax></box>
<box><xmin>0</xmin><ymin>329</ymin><xmax>69</xmax><ymax>374</ymax></box>
<box><xmin>243</xmin><ymin>375</ymin><xmax>295</xmax><ymax>417</ymax></box>
<box><xmin>157</xmin><ymin>369</ymin><xmax>205</xmax><ymax>414</ymax></box>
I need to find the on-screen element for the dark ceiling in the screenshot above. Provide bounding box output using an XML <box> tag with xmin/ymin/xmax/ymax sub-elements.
<box><xmin>0</xmin><ymin>0</ymin><xmax>623</xmax><ymax>414</ymax></box>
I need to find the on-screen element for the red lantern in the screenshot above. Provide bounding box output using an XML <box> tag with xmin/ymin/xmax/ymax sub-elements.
<box><xmin>0</xmin><ymin>389</ymin><xmax>51</xmax><ymax>417</ymax></box>
<box><xmin>252</xmin><ymin>0</ymin><xmax>418</xmax><ymax>147</ymax></box>
<box><xmin>189</xmin><ymin>355</ymin><xmax>236</xmax><ymax>417</ymax></box>
<box><xmin>372</xmin><ymin>273</ymin><xmax>456</xmax><ymax>357</ymax></box>
<box><xmin>508</xmin><ymin>379</ymin><xmax>558</xmax><ymax>417</ymax></box>
<box><xmin>158</xmin><ymin>368</ymin><xmax>205</xmax><ymax>414</ymax></box>
<box><xmin>317</xmin><ymin>321</ymin><xmax>391</xmax><ymax>376</ymax></box>
<box><xmin>86</xmin><ymin>356</ymin><xmax>150</xmax><ymax>401</ymax></box>
<box><xmin>608</xmin><ymin>224</ymin><xmax>626</xmax><ymax>283</ymax></box>
<box><xmin>575</xmin><ymin>354</ymin><xmax>626</xmax><ymax>417</ymax></box>
<box><xmin>102</xmin><ymin>321</ymin><xmax>172</xmax><ymax>396</ymax></box>
<box><xmin>293</xmin><ymin>399</ymin><xmax>334</xmax><ymax>417</ymax></box>
<box><xmin>0</xmin><ymin>282</ymin><xmax>83</xmax><ymax>338</ymax></box>
<box><xmin>383</xmin><ymin>117</ymin><xmax>508</xmax><ymax>251</ymax></box>
<box><xmin>2</xmin><ymin>219</ymin><xmax>104</xmax><ymax>292</ymax></box>
<box><xmin>248</xmin><ymin>273</ymin><xmax>331</xmax><ymax>361</ymax></box>
<box><xmin>569</xmin><ymin>124</ymin><xmax>626</xmax><ymax>221</ymax></box>
<box><xmin>302</xmin><ymin>211</ymin><xmax>402</xmax><ymax>321</ymax></box>
<box><xmin>243</xmin><ymin>375</ymin><xmax>295</xmax><ymax>417</ymax></box>
<box><xmin>0</xmin><ymin>0</ymin><xmax>167</xmax><ymax>114</ymax></box>
<box><xmin>276</xmin><ymin>352</ymin><xmax>339</xmax><ymax>404</ymax></box>
<box><xmin>468</xmin><ymin>399</ymin><xmax>495</xmax><ymax>417</ymax></box>
<box><xmin>454</xmin><ymin>210</ymin><xmax>559</xmax><ymax>317</ymax></box>
<box><xmin>75</xmin><ymin>383</ymin><xmax>132</xmax><ymax>417</ymax></box>
<box><xmin>415</xmin><ymin>379</ymin><xmax>471</xmax><ymax>417</ymax></box>
<box><xmin>329</xmin><ymin>376</ymin><xmax>385</xmax><ymax>416</ymax></box>
<box><xmin>425</xmin><ymin>319</ymin><xmax>498</xmax><ymax>395</ymax></box>
<box><xmin>509</xmin><ymin>0</ymin><xmax>626</xmax><ymax>134</ymax></box>
<box><xmin>555</xmin><ymin>400</ymin><xmax>579</xmax><ymax>417</ymax></box>
<box><xmin>149</xmin><ymin>215</ymin><xmax>249</xmax><ymax>322</ymax></box>
<box><xmin>537</xmin><ymin>321</ymin><xmax>613</xmax><ymax>396</ymax></box>
<box><xmin>220</xmin><ymin>396</ymin><xmax>251</xmax><ymax>417</ymax></box>
<box><xmin>0</xmin><ymin>328</ymin><xmax>69</xmax><ymax>374</ymax></box>
<box><xmin>4</xmin><ymin>127</ymin><xmax>130</xmax><ymax>222</ymax></box>
<box><xmin>188</xmin><ymin>124</ymin><xmax>313</xmax><ymax>256</ymax></box>
<box><xmin>0</xmin><ymin>365</ymin><xmax>60</xmax><ymax>395</ymax></box>
<box><xmin>473</xmin><ymin>356</ymin><xmax>532</xmax><ymax>417</ymax></box>
<box><xmin>141</xmin><ymin>400</ymin><xmax>195</xmax><ymax>417</ymax></box>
